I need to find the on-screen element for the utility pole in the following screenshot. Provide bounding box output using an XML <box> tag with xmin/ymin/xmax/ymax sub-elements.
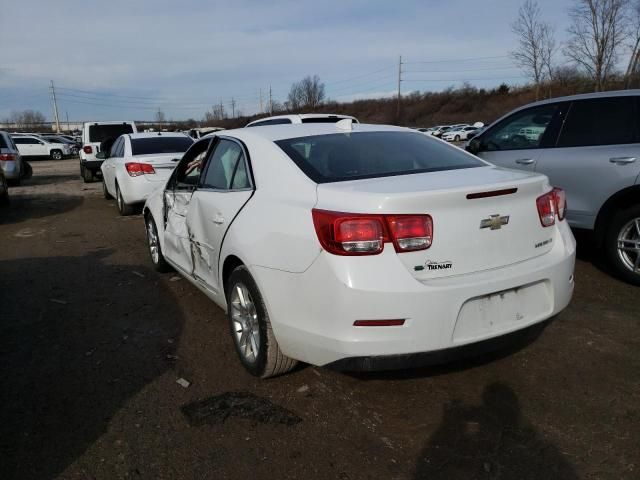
<box><xmin>219</xmin><ymin>101</ymin><xmax>224</xmax><ymax>119</ymax></box>
<box><xmin>259</xmin><ymin>88</ymin><xmax>263</xmax><ymax>113</ymax></box>
<box><xmin>50</xmin><ymin>80</ymin><xmax>61</xmax><ymax>133</ymax></box>
<box><xmin>269</xmin><ymin>85</ymin><xmax>273</xmax><ymax>115</ymax></box>
<box><xmin>396</xmin><ymin>55</ymin><xmax>402</xmax><ymax>121</ymax></box>
<box><xmin>231</xmin><ymin>98</ymin><xmax>236</xmax><ymax>118</ymax></box>
<box><xmin>65</xmin><ymin>111</ymin><xmax>69</xmax><ymax>132</ymax></box>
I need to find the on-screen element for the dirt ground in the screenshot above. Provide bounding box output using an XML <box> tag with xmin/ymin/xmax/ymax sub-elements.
<box><xmin>1</xmin><ymin>159</ymin><xmax>638</xmax><ymax>480</ymax></box>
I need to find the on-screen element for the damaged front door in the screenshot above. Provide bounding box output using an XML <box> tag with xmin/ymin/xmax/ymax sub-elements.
<box><xmin>163</xmin><ymin>138</ymin><xmax>212</xmax><ymax>275</ymax></box>
<box><xmin>186</xmin><ymin>138</ymin><xmax>253</xmax><ymax>294</ymax></box>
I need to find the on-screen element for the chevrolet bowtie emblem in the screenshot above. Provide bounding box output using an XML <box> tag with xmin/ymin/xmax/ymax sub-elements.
<box><xmin>480</xmin><ymin>214</ymin><xmax>510</xmax><ymax>230</ymax></box>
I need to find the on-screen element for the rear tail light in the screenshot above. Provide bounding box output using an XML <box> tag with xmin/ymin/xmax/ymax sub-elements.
<box><xmin>553</xmin><ymin>187</ymin><xmax>566</xmax><ymax>221</ymax></box>
<box><xmin>353</xmin><ymin>319</ymin><xmax>405</xmax><ymax>327</ymax></box>
<box><xmin>125</xmin><ymin>162</ymin><xmax>155</xmax><ymax>177</ymax></box>
<box><xmin>386</xmin><ymin>215</ymin><xmax>433</xmax><ymax>251</ymax></box>
<box><xmin>83</xmin><ymin>145</ymin><xmax>93</xmax><ymax>154</ymax></box>
<box><xmin>0</xmin><ymin>153</ymin><xmax>16</xmax><ymax>161</ymax></box>
<box><xmin>312</xmin><ymin>209</ymin><xmax>433</xmax><ymax>256</ymax></box>
<box><xmin>536</xmin><ymin>187</ymin><xmax>566</xmax><ymax>227</ymax></box>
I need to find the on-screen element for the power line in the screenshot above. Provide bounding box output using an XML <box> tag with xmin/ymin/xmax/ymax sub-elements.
<box><xmin>403</xmin><ymin>55</ymin><xmax>510</xmax><ymax>64</ymax></box>
<box><xmin>402</xmin><ymin>76</ymin><xmax>525</xmax><ymax>82</ymax></box>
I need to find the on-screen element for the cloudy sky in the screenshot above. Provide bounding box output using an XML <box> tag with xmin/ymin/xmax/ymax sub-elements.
<box><xmin>0</xmin><ymin>0</ymin><xmax>576</xmax><ymax>122</ymax></box>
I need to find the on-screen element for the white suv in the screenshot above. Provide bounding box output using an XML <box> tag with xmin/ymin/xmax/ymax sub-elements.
<box><xmin>80</xmin><ymin>121</ymin><xmax>137</xmax><ymax>182</ymax></box>
<box><xmin>0</xmin><ymin>131</ymin><xmax>24</xmax><ymax>185</ymax></box>
<box><xmin>12</xmin><ymin>135</ymin><xmax>71</xmax><ymax>160</ymax></box>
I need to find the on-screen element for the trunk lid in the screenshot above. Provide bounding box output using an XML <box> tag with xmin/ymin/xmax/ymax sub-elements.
<box><xmin>315</xmin><ymin>165</ymin><xmax>557</xmax><ymax>279</ymax></box>
<box><xmin>134</xmin><ymin>153</ymin><xmax>180</xmax><ymax>182</ymax></box>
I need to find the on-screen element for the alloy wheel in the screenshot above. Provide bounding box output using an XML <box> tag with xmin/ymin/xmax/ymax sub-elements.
<box><xmin>146</xmin><ymin>218</ymin><xmax>160</xmax><ymax>264</ymax></box>
<box><xmin>617</xmin><ymin>217</ymin><xmax>640</xmax><ymax>274</ymax></box>
<box><xmin>229</xmin><ymin>282</ymin><xmax>260</xmax><ymax>363</ymax></box>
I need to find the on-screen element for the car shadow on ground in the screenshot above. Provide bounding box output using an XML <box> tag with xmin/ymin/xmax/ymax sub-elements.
<box><xmin>19</xmin><ymin>173</ymin><xmax>81</xmax><ymax>187</ymax></box>
<box><xmin>0</xmin><ymin>192</ymin><xmax>84</xmax><ymax>225</ymax></box>
<box><xmin>412</xmin><ymin>382</ymin><xmax>579</xmax><ymax>479</ymax></box>
<box><xmin>0</xmin><ymin>250</ymin><xmax>185</xmax><ymax>480</ymax></box>
<box><xmin>572</xmin><ymin>227</ymin><xmax>613</xmax><ymax>276</ymax></box>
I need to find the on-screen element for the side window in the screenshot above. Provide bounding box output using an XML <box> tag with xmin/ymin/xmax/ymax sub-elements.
<box><xmin>201</xmin><ymin>139</ymin><xmax>250</xmax><ymax>190</ymax></box>
<box><xmin>173</xmin><ymin>139</ymin><xmax>212</xmax><ymax>189</ymax></box>
<box><xmin>557</xmin><ymin>97</ymin><xmax>637</xmax><ymax>148</ymax></box>
<box><xmin>109</xmin><ymin>137</ymin><xmax>122</xmax><ymax>158</ymax></box>
<box><xmin>248</xmin><ymin>118</ymin><xmax>292</xmax><ymax>127</ymax></box>
<box><xmin>12</xmin><ymin>138</ymin><xmax>26</xmax><ymax>144</ymax></box>
<box><xmin>481</xmin><ymin>104</ymin><xmax>559</xmax><ymax>151</ymax></box>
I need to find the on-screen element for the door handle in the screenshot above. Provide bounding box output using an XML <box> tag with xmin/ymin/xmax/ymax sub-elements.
<box><xmin>515</xmin><ymin>158</ymin><xmax>535</xmax><ymax>165</ymax></box>
<box><xmin>212</xmin><ymin>214</ymin><xmax>225</xmax><ymax>225</ymax></box>
<box><xmin>609</xmin><ymin>157</ymin><xmax>636</xmax><ymax>164</ymax></box>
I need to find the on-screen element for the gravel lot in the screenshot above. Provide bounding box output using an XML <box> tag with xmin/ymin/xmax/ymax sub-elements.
<box><xmin>1</xmin><ymin>159</ymin><xmax>638</xmax><ymax>480</ymax></box>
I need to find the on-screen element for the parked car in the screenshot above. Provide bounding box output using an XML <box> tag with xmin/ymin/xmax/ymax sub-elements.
<box><xmin>41</xmin><ymin>135</ymin><xmax>80</xmax><ymax>155</ymax></box>
<box><xmin>11</xmin><ymin>135</ymin><xmax>71</xmax><ymax>160</ymax></box>
<box><xmin>466</xmin><ymin>90</ymin><xmax>640</xmax><ymax>285</ymax></box>
<box><xmin>429</xmin><ymin>126</ymin><xmax>452</xmax><ymax>138</ymax></box>
<box><xmin>80</xmin><ymin>121</ymin><xmax>137</xmax><ymax>182</ymax></box>
<box><xmin>99</xmin><ymin>132</ymin><xmax>193</xmax><ymax>215</ymax></box>
<box><xmin>0</xmin><ymin>169</ymin><xmax>9</xmax><ymax>205</ymax></box>
<box><xmin>246</xmin><ymin>113</ymin><xmax>359</xmax><ymax>127</ymax></box>
<box><xmin>143</xmin><ymin>121</ymin><xmax>575</xmax><ymax>378</ymax></box>
<box><xmin>442</xmin><ymin>126</ymin><xmax>480</xmax><ymax>142</ymax></box>
<box><xmin>0</xmin><ymin>131</ymin><xmax>24</xmax><ymax>185</ymax></box>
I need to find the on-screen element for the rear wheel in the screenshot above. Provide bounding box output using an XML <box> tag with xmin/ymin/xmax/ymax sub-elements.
<box><xmin>226</xmin><ymin>265</ymin><xmax>297</xmax><ymax>378</ymax></box>
<box><xmin>81</xmin><ymin>164</ymin><xmax>94</xmax><ymax>183</ymax></box>
<box><xmin>116</xmin><ymin>183</ymin><xmax>135</xmax><ymax>216</ymax></box>
<box><xmin>605</xmin><ymin>205</ymin><xmax>640</xmax><ymax>285</ymax></box>
<box><xmin>145</xmin><ymin>214</ymin><xmax>170</xmax><ymax>272</ymax></box>
<box><xmin>50</xmin><ymin>149</ymin><xmax>63</xmax><ymax>160</ymax></box>
<box><xmin>0</xmin><ymin>176</ymin><xmax>9</xmax><ymax>206</ymax></box>
<box><xmin>454</xmin><ymin>135</ymin><xmax>460</xmax><ymax>142</ymax></box>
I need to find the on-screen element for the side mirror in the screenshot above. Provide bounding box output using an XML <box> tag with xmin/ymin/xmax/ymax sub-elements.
<box><xmin>466</xmin><ymin>137</ymin><xmax>481</xmax><ymax>155</ymax></box>
<box><xmin>96</xmin><ymin>151</ymin><xmax>107</xmax><ymax>159</ymax></box>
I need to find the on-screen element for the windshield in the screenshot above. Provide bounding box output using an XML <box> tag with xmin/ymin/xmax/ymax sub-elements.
<box><xmin>275</xmin><ymin>131</ymin><xmax>483</xmax><ymax>183</ymax></box>
<box><xmin>131</xmin><ymin>136</ymin><xmax>194</xmax><ymax>156</ymax></box>
<box><xmin>88</xmin><ymin>124</ymin><xmax>134</xmax><ymax>143</ymax></box>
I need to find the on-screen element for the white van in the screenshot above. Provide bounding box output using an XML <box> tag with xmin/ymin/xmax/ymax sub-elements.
<box><xmin>80</xmin><ymin>121</ymin><xmax>137</xmax><ymax>182</ymax></box>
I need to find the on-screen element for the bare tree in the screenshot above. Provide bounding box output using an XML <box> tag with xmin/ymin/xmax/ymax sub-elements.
<box><xmin>511</xmin><ymin>1</ymin><xmax>555</xmax><ymax>100</ymax></box>
<box><xmin>202</xmin><ymin>103</ymin><xmax>226</xmax><ymax>125</ymax></box>
<box><xmin>7</xmin><ymin>110</ymin><xmax>46</xmax><ymax>128</ymax></box>
<box><xmin>564</xmin><ymin>0</ymin><xmax>629</xmax><ymax>91</ymax></box>
<box><xmin>287</xmin><ymin>75</ymin><xmax>325</xmax><ymax>110</ymax></box>
<box><xmin>154</xmin><ymin>108</ymin><xmax>166</xmax><ymax>123</ymax></box>
<box><xmin>625</xmin><ymin>0</ymin><xmax>640</xmax><ymax>86</ymax></box>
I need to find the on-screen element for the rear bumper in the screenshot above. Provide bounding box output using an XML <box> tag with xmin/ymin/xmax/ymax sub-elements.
<box><xmin>251</xmin><ymin>221</ymin><xmax>576</xmax><ymax>368</ymax></box>
<box><xmin>82</xmin><ymin>160</ymin><xmax>103</xmax><ymax>171</ymax></box>
<box><xmin>1</xmin><ymin>160</ymin><xmax>21</xmax><ymax>179</ymax></box>
<box><xmin>118</xmin><ymin>174</ymin><xmax>169</xmax><ymax>205</ymax></box>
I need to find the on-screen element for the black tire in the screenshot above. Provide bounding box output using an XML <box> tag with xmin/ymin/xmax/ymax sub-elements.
<box><xmin>102</xmin><ymin>177</ymin><xmax>113</xmax><ymax>199</ymax></box>
<box><xmin>50</xmin><ymin>149</ymin><xmax>63</xmax><ymax>161</ymax></box>
<box><xmin>604</xmin><ymin>204</ymin><xmax>640</xmax><ymax>286</ymax></box>
<box><xmin>0</xmin><ymin>176</ymin><xmax>9</xmax><ymax>206</ymax></box>
<box><xmin>226</xmin><ymin>265</ymin><xmax>297</xmax><ymax>378</ymax></box>
<box><xmin>115</xmin><ymin>183</ymin><xmax>135</xmax><ymax>216</ymax></box>
<box><xmin>454</xmin><ymin>135</ymin><xmax>460</xmax><ymax>142</ymax></box>
<box><xmin>82</xmin><ymin>164</ymin><xmax>94</xmax><ymax>183</ymax></box>
<box><xmin>22</xmin><ymin>161</ymin><xmax>33</xmax><ymax>180</ymax></box>
<box><xmin>145</xmin><ymin>213</ymin><xmax>170</xmax><ymax>272</ymax></box>
<box><xmin>7</xmin><ymin>177</ymin><xmax>20</xmax><ymax>187</ymax></box>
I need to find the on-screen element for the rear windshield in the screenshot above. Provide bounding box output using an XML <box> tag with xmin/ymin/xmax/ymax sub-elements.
<box><xmin>131</xmin><ymin>136</ymin><xmax>193</xmax><ymax>156</ymax></box>
<box><xmin>301</xmin><ymin>117</ymin><xmax>357</xmax><ymax>124</ymax></box>
<box><xmin>0</xmin><ymin>135</ymin><xmax>7</xmax><ymax>148</ymax></box>
<box><xmin>88</xmin><ymin>124</ymin><xmax>134</xmax><ymax>143</ymax></box>
<box><xmin>275</xmin><ymin>131</ymin><xmax>483</xmax><ymax>183</ymax></box>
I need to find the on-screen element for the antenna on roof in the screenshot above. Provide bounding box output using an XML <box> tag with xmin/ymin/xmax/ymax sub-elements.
<box><xmin>335</xmin><ymin>118</ymin><xmax>353</xmax><ymax>132</ymax></box>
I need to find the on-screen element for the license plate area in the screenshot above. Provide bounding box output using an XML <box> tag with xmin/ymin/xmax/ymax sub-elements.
<box><xmin>452</xmin><ymin>280</ymin><xmax>552</xmax><ymax>344</ymax></box>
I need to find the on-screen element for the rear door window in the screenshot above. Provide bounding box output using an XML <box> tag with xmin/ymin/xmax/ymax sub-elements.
<box><xmin>247</xmin><ymin>118</ymin><xmax>292</xmax><ymax>127</ymax></box>
<box><xmin>480</xmin><ymin>104</ymin><xmax>559</xmax><ymax>151</ymax></box>
<box><xmin>276</xmin><ymin>131</ymin><xmax>483</xmax><ymax>183</ymax></box>
<box><xmin>557</xmin><ymin>97</ymin><xmax>637</xmax><ymax>147</ymax></box>
<box><xmin>201</xmin><ymin>139</ymin><xmax>250</xmax><ymax>190</ymax></box>
<box><xmin>0</xmin><ymin>135</ymin><xmax>8</xmax><ymax>148</ymax></box>
<box><xmin>88</xmin><ymin>124</ymin><xmax>134</xmax><ymax>143</ymax></box>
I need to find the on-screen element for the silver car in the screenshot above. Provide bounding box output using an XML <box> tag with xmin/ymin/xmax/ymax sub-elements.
<box><xmin>0</xmin><ymin>131</ymin><xmax>23</xmax><ymax>185</ymax></box>
<box><xmin>467</xmin><ymin>90</ymin><xmax>640</xmax><ymax>285</ymax></box>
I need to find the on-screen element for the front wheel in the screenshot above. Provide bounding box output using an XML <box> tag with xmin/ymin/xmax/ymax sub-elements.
<box><xmin>50</xmin><ymin>149</ymin><xmax>63</xmax><ymax>160</ymax></box>
<box><xmin>145</xmin><ymin>214</ymin><xmax>170</xmax><ymax>272</ymax></box>
<box><xmin>226</xmin><ymin>266</ymin><xmax>297</xmax><ymax>378</ymax></box>
<box><xmin>605</xmin><ymin>205</ymin><xmax>640</xmax><ymax>285</ymax></box>
<box><xmin>454</xmin><ymin>135</ymin><xmax>460</xmax><ymax>142</ymax></box>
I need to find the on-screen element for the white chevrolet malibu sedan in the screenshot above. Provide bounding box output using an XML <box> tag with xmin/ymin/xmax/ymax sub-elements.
<box><xmin>99</xmin><ymin>132</ymin><xmax>194</xmax><ymax>215</ymax></box>
<box><xmin>142</xmin><ymin>121</ymin><xmax>576</xmax><ymax>378</ymax></box>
